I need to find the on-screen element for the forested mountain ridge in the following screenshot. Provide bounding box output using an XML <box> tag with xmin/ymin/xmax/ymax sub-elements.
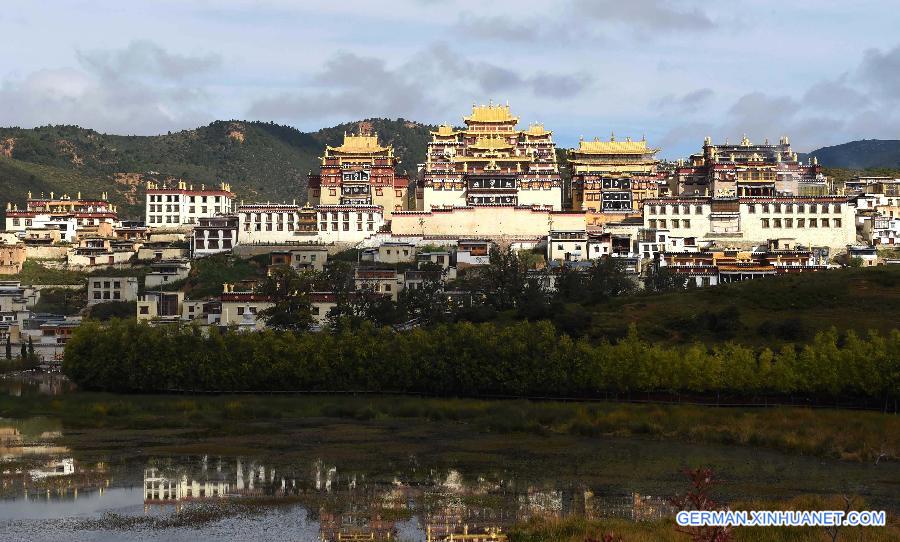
<box><xmin>802</xmin><ymin>139</ymin><xmax>900</xmax><ymax>169</ymax></box>
<box><xmin>0</xmin><ymin>119</ymin><xmax>436</xmax><ymax>218</ymax></box>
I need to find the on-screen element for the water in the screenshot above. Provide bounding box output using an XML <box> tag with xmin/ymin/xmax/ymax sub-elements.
<box><xmin>0</xmin><ymin>376</ymin><xmax>897</xmax><ymax>541</ymax></box>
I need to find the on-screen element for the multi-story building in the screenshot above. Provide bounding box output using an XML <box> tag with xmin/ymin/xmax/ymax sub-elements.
<box><xmin>0</xmin><ymin>242</ymin><xmax>25</xmax><ymax>275</ymax></box>
<box><xmin>4</xmin><ymin>192</ymin><xmax>118</xmax><ymax>235</ymax></box>
<box><xmin>237</xmin><ymin>203</ymin><xmax>384</xmax><ymax>245</ymax></box>
<box><xmin>673</xmin><ymin>136</ymin><xmax>826</xmax><ymax>197</ymax></box>
<box><xmin>307</xmin><ymin>132</ymin><xmax>412</xmax><ymax>217</ymax></box>
<box><xmin>659</xmin><ymin>239</ymin><xmax>829</xmax><ymax>287</ymax></box>
<box><xmin>569</xmin><ymin>135</ymin><xmax>660</xmax><ymax>214</ymax></box>
<box><xmin>219</xmin><ymin>283</ymin><xmax>273</xmax><ymax>331</ymax></box>
<box><xmin>643</xmin><ymin>195</ymin><xmax>856</xmax><ymax>252</ymax></box>
<box><xmin>87</xmin><ymin>276</ymin><xmax>139</xmax><ymax>305</ymax></box>
<box><xmin>191</xmin><ymin>216</ymin><xmax>239</xmax><ymax>257</ymax></box>
<box><xmin>145</xmin><ymin>181</ymin><xmax>234</xmax><ymax>228</ymax></box>
<box><xmin>421</xmin><ymin>102</ymin><xmax>562</xmax><ymax>210</ymax></box>
<box><xmin>144</xmin><ymin>259</ymin><xmax>191</xmax><ymax>289</ymax></box>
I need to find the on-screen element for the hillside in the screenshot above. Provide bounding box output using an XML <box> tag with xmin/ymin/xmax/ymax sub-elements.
<box><xmin>0</xmin><ymin>119</ymin><xmax>435</xmax><ymax>218</ymax></box>
<box><xmin>803</xmin><ymin>139</ymin><xmax>900</xmax><ymax>169</ymax></box>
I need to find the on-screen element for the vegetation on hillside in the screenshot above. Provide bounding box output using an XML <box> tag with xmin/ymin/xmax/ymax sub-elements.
<box><xmin>0</xmin><ymin>119</ymin><xmax>437</xmax><ymax>218</ymax></box>
<box><xmin>808</xmin><ymin>139</ymin><xmax>900</xmax><ymax>169</ymax></box>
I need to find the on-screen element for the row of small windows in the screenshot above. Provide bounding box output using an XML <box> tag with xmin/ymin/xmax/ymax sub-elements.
<box><xmin>648</xmin><ymin>205</ymin><xmax>705</xmax><ymax>215</ymax></box>
<box><xmin>320</xmin><ymin>222</ymin><xmax>375</xmax><ymax>232</ymax></box>
<box><xmin>148</xmin><ymin>205</ymin><xmax>220</xmax><ymax>214</ymax></box>
<box><xmin>648</xmin><ymin>219</ymin><xmax>692</xmax><ymax>229</ymax></box>
<box><xmin>761</xmin><ymin>218</ymin><xmax>843</xmax><ymax>228</ymax></box>
<box><xmin>242</xmin><ymin>212</ymin><xmax>376</xmax><ymax>222</ymax></box>
<box><xmin>148</xmin><ymin>195</ymin><xmax>224</xmax><ymax>203</ymax></box>
<box><xmin>747</xmin><ymin>203</ymin><xmax>841</xmax><ymax>214</ymax></box>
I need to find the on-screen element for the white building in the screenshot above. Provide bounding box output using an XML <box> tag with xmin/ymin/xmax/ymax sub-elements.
<box><xmin>145</xmin><ymin>181</ymin><xmax>234</xmax><ymax>228</ymax></box>
<box><xmin>237</xmin><ymin>203</ymin><xmax>384</xmax><ymax>245</ymax></box>
<box><xmin>144</xmin><ymin>259</ymin><xmax>191</xmax><ymax>289</ymax></box>
<box><xmin>87</xmin><ymin>276</ymin><xmax>139</xmax><ymax>305</ymax></box>
<box><xmin>191</xmin><ymin>216</ymin><xmax>240</xmax><ymax>257</ymax></box>
<box><xmin>644</xmin><ymin>196</ymin><xmax>856</xmax><ymax>252</ymax></box>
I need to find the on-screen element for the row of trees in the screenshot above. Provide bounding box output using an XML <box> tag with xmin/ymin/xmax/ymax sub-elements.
<box><xmin>63</xmin><ymin>318</ymin><xmax>900</xmax><ymax>404</ymax></box>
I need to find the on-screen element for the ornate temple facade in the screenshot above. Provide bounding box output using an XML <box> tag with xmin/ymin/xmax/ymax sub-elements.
<box><xmin>420</xmin><ymin>103</ymin><xmax>562</xmax><ymax>210</ymax></box>
<box><xmin>673</xmin><ymin>136</ymin><xmax>827</xmax><ymax>197</ymax></box>
<box><xmin>569</xmin><ymin>135</ymin><xmax>660</xmax><ymax>214</ymax></box>
<box><xmin>5</xmin><ymin>191</ymin><xmax>118</xmax><ymax>233</ymax></box>
<box><xmin>308</xmin><ymin>132</ymin><xmax>411</xmax><ymax>218</ymax></box>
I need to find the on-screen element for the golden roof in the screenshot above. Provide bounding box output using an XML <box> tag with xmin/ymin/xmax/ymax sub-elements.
<box><xmin>523</xmin><ymin>123</ymin><xmax>551</xmax><ymax>137</ymax></box>
<box><xmin>464</xmin><ymin>103</ymin><xmax>518</xmax><ymax>124</ymax></box>
<box><xmin>431</xmin><ymin>124</ymin><xmax>459</xmax><ymax>137</ymax></box>
<box><xmin>574</xmin><ymin>138</ymin><xmax>654</xmax><ymax>155</ymax></box>
<box><xmin>468</xmin><ymin>137</ymin><xmax>513</xmax><ymax>151</ymax></box>
<box><xmin>327</xmin><ymin>132</ymin><xmax>390</xmax><ymax>154</ymax></box>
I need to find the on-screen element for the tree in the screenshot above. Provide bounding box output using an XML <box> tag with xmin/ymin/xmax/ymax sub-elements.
<box><xmin>643</xmin><ymin>262</ymin><xmax>688</xmax><ymax>293</ymax></box>
<box><xmin>20</xmin><ymin>341</ymin><xmax>27</xmax><ymax>360</ymax></box>
<box><xmin>256</xmin><ymin>265</ymin><xmax>317</xmax><ymax>332</ymax></box>
<box><xmin>27</xmin><ymin>336</ymin><xmax>34</xmax><ymax>359</ymax></box>
<box><xmin>5</xmin><ymin>335</ymin><xmax>10</xmax><ymax>360</ymax></box>
<box><xmin>585</xmin><ymin>256</ymin><xmax>636</xmax><ymax>303</ymax></box>
<box><xmin>396</xmin><ymin>262</ymin><xmax>450</xmax><ymax>325</ymax></box>
<box><xmin>478</xmin><ymin>244</ymin><xmax>529</xmax><ymax>310</ymax></box>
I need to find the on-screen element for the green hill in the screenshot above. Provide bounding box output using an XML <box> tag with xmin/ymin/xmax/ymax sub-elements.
<box><xmin>0</xmin><ymin>119</ymin><xmax>435</xmax><ymax>218</ymax></box>
<box><xmin>803</xmin><ymin>139</ymin><xmax>900</xmax><ymax>169</ymax></box>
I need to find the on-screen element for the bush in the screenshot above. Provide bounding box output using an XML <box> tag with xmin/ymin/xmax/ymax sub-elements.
<box><xmin>62</xmin><ymin>319</ymin><xmax>900</xmax><ymax>404</ymax></box>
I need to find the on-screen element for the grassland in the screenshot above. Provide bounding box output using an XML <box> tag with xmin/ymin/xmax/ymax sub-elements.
<box><xmin>583</xmin><ymin>266</ymin><xmax>900</xmax><ymax>347</ymax></box>
<box><xmin>1</xmin><ymin>393</ymin><xmax>896</xmax><ymax>463</ymax></box>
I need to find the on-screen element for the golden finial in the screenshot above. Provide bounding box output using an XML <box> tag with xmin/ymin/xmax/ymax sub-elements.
<box><xmin>610</xmin><ymin>131</ymin><xmax>616</xmax><ymax>142</ymax></box>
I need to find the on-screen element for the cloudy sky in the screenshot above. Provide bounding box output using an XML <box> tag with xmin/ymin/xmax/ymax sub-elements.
<box><xmin>1</xmin><ymin>0</ymin><xmax>898</xmax><ymax>157</ymax></box>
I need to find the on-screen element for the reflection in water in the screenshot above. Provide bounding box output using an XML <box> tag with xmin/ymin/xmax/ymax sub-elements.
<box><xmin>137</xmin><ymin>457</ymin><xmax>674</xmax><ymax>541</ymax></box>
<box><xmin>0</xmin><ymin>373</ymin><xmax>75</xmax><ymax>397</ymax></box>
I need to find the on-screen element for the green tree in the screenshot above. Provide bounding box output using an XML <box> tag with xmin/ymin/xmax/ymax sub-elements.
<box><xmin>586</xmin><ymin>256</ymin><xmax>636</xmax><ymax>303</ymax></box>
<box><xmin>256</xmin><ymin>265</ymin><xmax>317</xmax><ymax>332</ymax></box>
<box><xmin>5</xmin><ymin>335</ymin><xmax>10</xmax><ymax>360</ymax></box>
<box><xmin>643</xmin><ymin>263</ymin><xmax>688</xmax><ymax>293</ymax></box>
<box><xmin>27</xmin><ymin>336</ymin><xmax>34</xmax><ymax>359</ymax></box>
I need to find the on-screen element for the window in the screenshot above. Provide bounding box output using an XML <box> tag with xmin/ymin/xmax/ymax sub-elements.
<box><xmin>139</xmin><ymin>306</ymin><xmax>149</xmax><ymax>314</ymax></box>
<box><xmin>821</xmin><ymin>218</ymin><xmax>829</xmax><ymax>227</ymax></box>
<box><xmin>748</xmin><ymin>205</ymin><xmax>755</xmax><ymax>214</ymax></box>
<box><xmin>343</xmin><ymin>222</ymin><xmax>349</xmax><ymax>231</ymax></box>
<box><xmin>809</xmin><ymin>218</ymin><xmax>817</xmax><ymax>228</ymax></box>
<box><xmin>834</xmin><ymin>204</ymin><xmax>841</xmax><ymax>213</ymax></box>
<box><xmin>834</xmin><ymin>218</ymin><xmax>842</xmax><ymax>228</ymax></box>
<box><xmin>761</xmin><ymin>218</ymin><xmax>770</xmax><ymax>228</ymax></box>
<box><xmin>695</xmin><ymin>205</ymin><xmax>703</xmax><ymax>215</ymax></box>
<box><xmin>659</xmin><ymin>219</ymin><xmax>666</xmax><ymax>228</ymax></box>
<box><xmin>797</xmin><ymin>204</ymin><xmax>805</xmax><ymax>213</ymax></box>
<box><xmin>649</xmin><ymin>219</ymin><xmax>657</xmax><ymax>228</ymax></box>
<box><xmin>762</xmin><ymin>204</ymin><xmax>769</xmax><ymax>213</ymax></box>
<box><xmin>821</xmin><ymin>204</ymin><xmax>829</xmax><ymax>213</ymax></box>
<box><xmin>774</xmin><ymin>204</ymin><xmax>781</xmax><ymax>213</ymax></box>
<box><xmin>774</xmin><ymin>218</ymin><xmax>782</xmax><ymax>228</ymax></box>
<box><xmin>672</xmin><ymin>205</ymin><xmax>679</xmax><ymax>215</ymax></box>
<box><xmin>785</xmin><ymin>218</ymin><xmax>793</xmax><ymax>228</ymax></box>
<box><xmin>384</xmin><ymin>284</ymin><xmax>391</xmax><ymax>292</ymax></box>
<box><xmin>93</xmin><ymin>291</ymin><xmax>102</xmax><ymax>299</ymax></box>
<box><xmin>683</xmin><ymin>219</ymin><xmax>691</xmax><ymax>228</ymax></box>
<box><xmin>797</xmin><ymin>218</ymin><xmax>805</xmax><ymax>228</ymax></box>
<box><xmin>237</xmin><ymin>307</ymin><xmax>244</xmax><ymax>315</ymax></box>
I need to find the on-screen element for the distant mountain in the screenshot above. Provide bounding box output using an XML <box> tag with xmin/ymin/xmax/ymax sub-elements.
<box><xmin>0</xmin><ymin>119</ymin><xmax>435</xmax><ymax>218</ymax></box>
<box><xmin>803</xmin><ymin>139</ymin><xmax>900</xmax><ymax>169</ymax></box>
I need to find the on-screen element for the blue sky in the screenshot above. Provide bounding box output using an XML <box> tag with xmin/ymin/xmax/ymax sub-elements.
<box><xmin>1</xmin><ymin>0</ymin><xmax>898</xmax><ymax>157</ymax></box>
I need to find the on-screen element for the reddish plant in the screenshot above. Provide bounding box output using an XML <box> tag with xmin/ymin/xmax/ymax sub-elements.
<box><xmin>670</xmin><ymin>467</ymin><xmax>733</xmax><ymax>542</ymax></box>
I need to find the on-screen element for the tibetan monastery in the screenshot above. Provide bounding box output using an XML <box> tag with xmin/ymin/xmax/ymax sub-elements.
<box><xmin>308</xmin><ymin>131</ymin><xmax>412</xmax><ymax>218</ymax></box>
<box><xmin>420</xmin><ymin>102</ymin><xmax>563</xmax><ymax>210</ymax></box>
<box><xmin>568</xmin><ymin>134</ymin><xmax>661</xmax><ymax>214</ymax></box>
<box><xmin>674</xmin><ymin>136</ymin><xmax>827</xmax><ymax>198</ymax></box>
